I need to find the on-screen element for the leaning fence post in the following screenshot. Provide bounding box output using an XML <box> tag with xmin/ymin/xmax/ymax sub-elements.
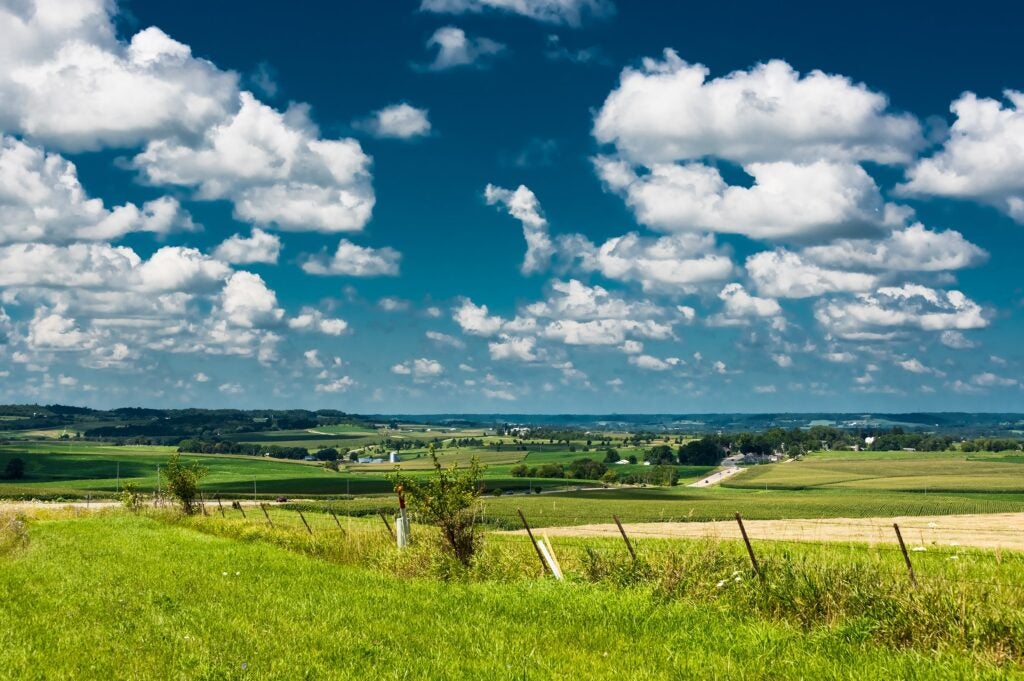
<box><xmin>236</xmin><ymin>502</ymin><xmax>247</xmax><ymax>520</ymax></box>
<box><xmin>298</xmin><ymin>510</ymin><xmax>313</xmax><ymax>535</ymax></box>
<box><xmin>517</xmin><ymin>509</ymin><xmax>549</xmax><ymax>575</ymax></box>
<box><xmin>198</xmin><ymin>492</ymin><xmax>209</xmax><ymax>516</ymax></box>
<box><xmin>260</xmin><ymin>503</ymin><xmax>273</xmax><ymax>528</ymax></box>
<box><xmin>613</xmin><ymin>514</ymin><xmax>636</xmax><ymax>561</ymax></box>
<box><xmin>893</xmin><ymin>523</ymin><xmax>918</xmax><ymax>588</ymax></box>
<box><xmin>735</xmin><ymin>512</ymin><xmax>761</xmax><ymax>580</ymax></box>
<box><xmin>378</xmin><ymin>511</ymin><xmax>395</xmax><ymax>540</ymax></box>
<box><xmin>215</xmin><ymin>495</ymin><xmax>225</xmax><ymax>518</ymax></box>
<box><xmin>396</xmin><ymin>485</ymin><xmax>410</xmax><ymax>549</ymax></box>
<box><xmin>330</xmin><ymin>510</ymin><xmax>345</xmax><ymax>535</ymax></box>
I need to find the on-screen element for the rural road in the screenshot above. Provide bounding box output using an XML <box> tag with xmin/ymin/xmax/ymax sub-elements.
<box><xmin>688</xmin><ymin>466</ymin><xmax>743</xmax><ymax>487</ymax></box>
<box><xmin>510</xmin><ymin>513</ymin><xmax>1024</xmax><ymax>552</ymax></box>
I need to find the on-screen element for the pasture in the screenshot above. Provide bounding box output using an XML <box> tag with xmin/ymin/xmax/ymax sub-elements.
<box><xmin>1</xmin><ymin>511</ymin><xmax>1022</xmax><ymax>678</ymax></box>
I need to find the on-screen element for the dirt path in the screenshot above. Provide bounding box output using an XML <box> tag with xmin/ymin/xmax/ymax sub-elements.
<box><xmin>514</xmin><ymin>513</ymin><xmax>1024</xmax><ymax>551</ymax></box>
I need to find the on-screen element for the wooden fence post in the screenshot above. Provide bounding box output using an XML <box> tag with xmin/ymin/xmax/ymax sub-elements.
<box><xmin>378</xmin><ymin>511</ymin><xmax>394</xmax><ymax>540</ymax></box>
<box><xmin>613</xmin><ymin>514</ymin><xmax>636</xmax><ymax>561</ymax></box>
<box><xmin>330</xmin><ymin>510</ymin><xmax>345</xmax><ymax>535</ymax></box>
<box><xmin>216</xmin><ymin>495</ymin><xmax>225</xmax><ymax>518</ymax></box>
<box><xmin>236</xmin><ymin>502</ymin><xmax>247</xmax><ymax>520</ymax></box>
<box><xmin>893</xmin><ymin>523</ymin><xmax>918</xmax><ymax>588</ymax></box>
<box><xmin>298</xmin><ymin>510</ymin><xmax>313</xmax><ymax>535</ymax></box>
<box><xmin>517</xmin><ymin>509</ymin><xmax>549</xmax><ymax>575</ymax></box>
<box><xmin>735</xmin><ymin>512</ymin><xmax>761</xmax><ymax>580</ymax></box>
<box><xmin>260</xmin><ymin>503</ymin><xmax>273</xmax><ymax>528</ymax></box>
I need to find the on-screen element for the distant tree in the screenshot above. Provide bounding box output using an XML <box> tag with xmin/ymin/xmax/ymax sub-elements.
<box><xmin>509</xmin><ymin>464</ymin><xmax>530</xmax><ymax>477</ymax></box>
<box><xmin>2</xmin><ymin>457</ymin><xmax>25</xmax><ymax>480</ymax></box>
<box><xmin>603</xmin><ymin>449</ymin><xmax>619</xmax><ymax>464</ymax></box>
<box><xmin>678</xmin><ymin>439</ymin><xmax>725</xmax><ymax>466</ymax></box>
<box><xmin>627</xmin><ymin>454</ymin><xmax>638</xmax><ymax>464</ymax></box>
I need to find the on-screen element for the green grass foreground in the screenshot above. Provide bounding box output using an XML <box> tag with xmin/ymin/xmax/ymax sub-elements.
<box><xmin>1</xmin><ymin>513</ymin><xmax>1022</xmax><ymax>679</ymax></box>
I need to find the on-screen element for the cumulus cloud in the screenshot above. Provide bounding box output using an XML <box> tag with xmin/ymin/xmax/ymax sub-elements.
<box><xmin>287</xmin><ymin>308</ymin><xmax>348</xmax><ymax>336</ymax></box>
<box><xmin>302</xmin><ymin>239</ymin><xmax>401</xmax><ymax>276</ymax></box>
<box><xmin>899</xmin><ymin>91</ymin><xmax>1024</xmax><ymax>221</ymax></box>
<box><xmin>0</xmin><ymin>243</ymin><xmax>229</xmax><ymax>292</ymax></box>
<box><xmin>971</xmin><ymin>372</ymin><xmax>1018</xmax><ymax>388</ymax></box>
<box><xmin>488</xmin><ymin>335</ymin><xmax>537</xmax><ymax>361</ymax></box>
<box><xmin>746</xmin><ymin>225</ymin><xmax>986</xmax><ymax>299</ymax></box>
<box><xmin>940</xmin><ymin>330</ymin><xmax>977</xmax><ymax>350</ymax></box>
<box><xmin>629</xmin><ymin>354</ymin><xmax>678</xmax><ymax>371</ymax></box>
<box><xmin>133</xmin><ymin>93</ymin><xmax>374</xmax><ymax>232</ymax></box>
<box><xmin>0</xmin><ymin>136</ymin><xmax>194</xmax><ymax>244</ymax></box>
<box><xmin>715</xmin><ymin>283</ymin><xmax>782</xmax><ymax>321</ymax></box>
<box><xmin>315</xmin><ymin>376</ymin><xmax>355</xmax><ymax>393</ymax></box>
<box><xmin>216</xmin><ymin>271</ymin><xmax>284</xmax><ymax>329</ymax></box>
<box><xmin>595</xmin><ymin>156</ymin><xmax>902</xmax><ymax>240</ymax></box>
<box><xmin>422</xmin><ymin>26</ymin><xmax>505</xmax><ymax>71</ymax></box>
<box><xmin>593</xmin><ymin>52</ymin><xmax>923</xmax><ymax>166</ymax></box>
<box><xmin>453</xmin><ymin>299</ymin><xmax>508</xmax><ymax>336</ymax></box>
<box><xmin>0</xmin><ymin>5</ymin><xmax>236</xmax><ymax>151</ymax></box>
<box><xmin>392</xmin><ymin>358</ymin><xmax>445</xmax><ymax>378</ymax></box>
<box><xmin>524</xmin><ymin>279</ymin><xmax>661</xmax><ymax>320</ymax></box>
<box><xmin>540</xmin><ymin>318</ymin><xmax>672</xmax><ymax>345</ymax></box>
<box><xmin>358</xmin><ymin>103</ymin><xmax>431</xmax><ymax>139</ymax></box>
<box><xmin>1</xmin><ymin>1</ymin><xmax>376</xmax><ymax>235</ymax></box>
<box><xmin>815</xmin><ymin>285</ymin><xmax>987</xmax><ymax>340</ymax></box>
<box><xmin>485</xmin><ymin>181</ymin><xmax>733</xmax><ymax>289</ymax></box>
<box><xmin>420</xmin><ymin>0</ymin><xmax>615</xmax><ymax>26</ymax></box>
<box><xmin>212</xmin><ymin>228</ymin><xmax>280</xmax><ymax>265</ymax></box>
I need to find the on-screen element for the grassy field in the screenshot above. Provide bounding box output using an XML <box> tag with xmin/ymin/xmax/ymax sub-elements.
<box><xmin>1</xmin><ymin>512</ymin><xmax>1021</xmax><ymax>678</ymax></box>
<box><xmin>726</xmin><ymin>450</ymin><xmax>1024</xmax><ymax>493</ymax></box>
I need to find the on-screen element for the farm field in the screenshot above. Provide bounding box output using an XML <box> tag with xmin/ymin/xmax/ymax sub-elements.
<box><xmin>1</xmin><ymin>513</ymin><xmax>1021</xmax><ymax>679</ymax></box>
<box><xmin>725</xmin><ymin>450</ymin><xmax>1024</xmax><ymax>493</ymax></box>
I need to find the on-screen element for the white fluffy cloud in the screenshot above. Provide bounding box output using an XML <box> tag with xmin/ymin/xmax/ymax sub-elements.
<box><xmin>524</xmin><ymin>279</ymin><xmax>661</xmax><ymax>320</ymax></box>
<box><xmin>746</xmin><ymin>225</ymin><xmax>986</xmax><ymax>299</ymax></box>
<box><xmin>815</xmin><ymin>285</ymin><xmax>988</xmax><ymax>340</ymax></box>
<box><xmin>288</xmin><ymin>308</ymin><xmax>348</xmax><ymax>336</ymax></box>
<box><xmin>0</xmin><ymin>135</ymin><xmax>194</xmax><ymax>244</ymax></box>
<box><xmin>717</xmin><ymin>283</ymin><xmax>781</xmax><ymax>318</ymax></box>
<box><xmin>420</xmin><ymin>0</ymin><xmax>614</xmax><ymax>26</ymax></box>
<box><xmin>0</xmin><ymin>243</ymin><xmax>229</xmax><ymax>292</ymax></box>
<box><xmin>422</xmin><ymin>26</ymin><xmax>505</xmax><ymax>71</ymax></box>
<box><xmin>629</xmin><ymin>354</ymin><xmax>678</xmax><ymax>371</ymax></box>
<box><xmin>426</xmin><ymin>331</ymin><xmax>466</xmax><ymax>349</ymax></box>
<box><xmin>359</xmin><ymin>103</ymin><xmax>431</xmax><ymax>139</ymax></box>
<box><xmin>213</xmin><ymin>228</ymin><xmax>281</xmax><ymax>265</ymax></box>
<box><xmin>540</xmin><ymin>318</ymin><xmax>672</xmax><ymax>345</ymax></box>
<box><xmin>899</xmin><ymin>91</ymin><xmax>1024</xmax><ymax>221</ymax></box>
<box><xmin>0</xmin><ymin>4</ymin><xmax>236</xmax><ymax>151</ymax></box>
<box><xmin>595</xmin><ymin>156</ymin><xmax>902</xmax><ymax>240</ymax></box>
<box><xmin>746</xmin><ymin>250</ymin><xmax>879</xmax><ymax>299</ymax></box>
<box><xmin>0</xmin><ymin>1</ymin><xmax>376</xmax><ymax>235</ymax></box>
<box><xmin>133</xmin><ymin>93</ymin><xmax>373</xmax><ymax>232</ymax></box>
<box><xmin>392</xmin><ymin>358</ymin><xmax>445</xmax><ymax>378</ymax></box>
<box><xmin>594</xmin><ymin>52</ymin><xmax>922</xmax><ymax>166</ymax></box>
<box><xmin>302</xmin><ymin>239</ymin><xmax>401</xmax><ymax>277</ymax></box>
<box><xmin>488</xmin><ymin>335</ymin><xmax>537</xmax><ymax>361</ymax></box>
<box><xmin>566</xmin><ymin>231</ymin><xmax>733</xmax><ymax>291</ymax></box>
<box><xmin>315</xmin><ymin>376</ymin><xmax>355</xmax><ymax>393</ymax></box>
<box><xmin>217</xmin><ymin>271</ymin><xmax>284</xmax><ymax>329</ymax></box>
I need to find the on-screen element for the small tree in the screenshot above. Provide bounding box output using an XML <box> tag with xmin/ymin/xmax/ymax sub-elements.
<box><xmin>390</xmin><ymin>445</ymin><xmax>483</xmax><ymax>566</ymax></box>
<box><xmin>2</xmin><ymin>457</ymin><xmax>25</xmax><ymax>480</ymax></box>
<box><xmin>162</xmin><ymin>454</ymin><xmax>207</xmax><ymax>515</ymax></box>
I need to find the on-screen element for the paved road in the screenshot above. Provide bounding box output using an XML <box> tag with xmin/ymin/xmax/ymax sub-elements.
<box><xmin>688</xmin><ymin>466</ymin><xmax>743</xmax><ymax>488</ymax></box>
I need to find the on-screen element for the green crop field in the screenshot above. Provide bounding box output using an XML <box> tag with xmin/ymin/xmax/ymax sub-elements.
<box><xmin>725</xmin><ymin>451</ymin><xmax>1024</xmax><ymax>493</ymax></box>
<box><xmin>1</xmin><ymin>511</ymin><xmax>1022</xmax><ymax>678</ymax></box>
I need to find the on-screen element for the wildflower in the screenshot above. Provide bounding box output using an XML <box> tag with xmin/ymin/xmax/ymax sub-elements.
<box><xmin>911</xmin><ymin>546</ymin><xmax>926</xmax><ymax>552</ymax></box>
<box><xmin>716</xmin><ymin>579</ymin><xmax>728</xmax><ymax>588</ymax></box>
<box><xmin>734</xmin><ymin>576</ymin><xmax>743</xmax><ymax>582</ymax></box>
<box><xmin>948</xmin><ymin>555</ymin><xmax>959</xmax><ymax>561</ymax></box>
<box><xmin>235</xmin><ymin>571</ymin><xmax>240</xmax><ymax>576</ymax></box>
<box><xmin>222</xmin><ymin>571</ymin><xmax>228</xmax><ymax>576</ymax></box>
<box><xmin>927</xmin><ymin>522</ymin><xmax>938</xmax><ymax>528</ymax></box>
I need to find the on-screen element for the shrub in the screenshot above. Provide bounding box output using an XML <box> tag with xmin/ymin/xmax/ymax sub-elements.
<box><xmin>119</xmin><ymin>481</ymin><xmax>144</xmax><ymax>512</ymax></box>
<box><xmin>0</xmin><ymin>514</ymin><xmax>29</xmax><ymax>556</ymax></box>
<box><xmin>161</xmin><ymin>454</ymin><xmax>208</xmax><ymax>515</ymax></box>
<box><xmin>390</xmin><ymin>446</ymin><xmax>484</xmax><ymax>566</ymax></box>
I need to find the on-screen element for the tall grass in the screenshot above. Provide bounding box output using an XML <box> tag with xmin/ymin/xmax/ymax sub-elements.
<box><xmin>0</xmin><ymin>512</ymin><xmax>29</xmax><ymax>555</ymax></box>
<box><xmin>157</xmin><ymin>508</ymin><xmax>1024</xmax><ymax>665</ymax></box>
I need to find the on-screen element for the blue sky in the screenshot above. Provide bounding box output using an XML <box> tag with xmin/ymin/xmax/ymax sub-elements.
<box><xmin>1</xmin><ymin>0</ymin><xmax>1024</xmax><ymax>412</ymax></box>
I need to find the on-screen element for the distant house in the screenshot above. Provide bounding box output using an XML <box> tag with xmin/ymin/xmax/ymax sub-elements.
<box><xmin>615</xmin><ymin>459</ymin><xmax>630</xmax><ymax>465</ymax></box>
<box><xmin>389</xmin><ymin>451</ymin><xmax>400</xmax><ymax>463</ymax></box>
<box><xmin>357</xmin><ymin>457</ymin><xmax>372</xmax><ymax>464</ymax></box>
<box><xmin>303</xmin><ymin>455</ymin><xmax>317</xmax><ymax>461</ymax></box>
